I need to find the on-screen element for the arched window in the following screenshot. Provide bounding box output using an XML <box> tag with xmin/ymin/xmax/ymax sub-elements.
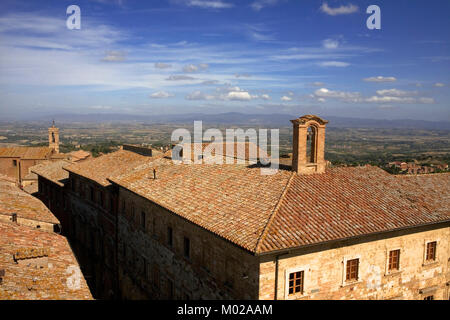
<box><xmin>306</xmin><ymin>126</ymin><xmax>317</xmax><ymax>163</ymax></box>
<box><xmin>51</xmin><ymin>132</ymin><xmax>55</xmax><ymax>143</ymax></box>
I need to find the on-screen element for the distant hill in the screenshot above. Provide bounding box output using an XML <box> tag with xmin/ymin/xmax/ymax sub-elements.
<box><xmin>23</xmin><ymin>112</ymin><xmax>450</xmax><ymax>130</ymax></box>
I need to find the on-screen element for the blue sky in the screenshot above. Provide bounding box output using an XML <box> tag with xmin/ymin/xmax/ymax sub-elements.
<box><xmin>0</xmin><ymin>0</ymin><xmax>449</xmax><ymax>120</ymax></box>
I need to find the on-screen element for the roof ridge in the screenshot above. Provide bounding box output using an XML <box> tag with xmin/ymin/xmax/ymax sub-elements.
<box><xmin>254</xmin><ymin>171</ymin><xmax>296</xmax><ymax>253</ymax></box>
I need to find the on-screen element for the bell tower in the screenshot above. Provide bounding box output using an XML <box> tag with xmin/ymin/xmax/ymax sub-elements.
<box><xmin>48</xmin><ymin>120</ymin><xmax>60</xmax><ymax>153</ymax></box>
<box><xmin>291</xmin><ymin>115</ymin><xmax>328</xmax><ymax>174</ymax></box>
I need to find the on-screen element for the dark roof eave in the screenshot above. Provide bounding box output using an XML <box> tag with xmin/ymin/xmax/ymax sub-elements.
<box><xmin>255</xmin><ymin>219</ymin><xmax>450</xmax><ymax>257</ymax></box>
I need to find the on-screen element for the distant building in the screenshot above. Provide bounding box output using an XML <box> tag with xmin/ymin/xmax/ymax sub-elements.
<box><xmin>34</xmin><ymin>115</ymin><xmax>450</xmax><ymax>300</ymax></box>
<box><xmin>67</xmin><ymin>150</ymin><xmax>92</xmax><ymax>163</ymax></box>
<box><xmin>0</xmin><ymin>122</ymin><xmax>65</xmax><ymax>188</ymax></box>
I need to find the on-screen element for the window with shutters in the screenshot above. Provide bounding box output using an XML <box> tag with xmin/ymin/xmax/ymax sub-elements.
<box><xmin>388</xmin><ymin>249</ymin><xmax>400</xmax><ymax>271</ymax></box>
<box><xmin>426</xmin><ymin>241</ymin><xmax>437</xmax><ymax>262</ymax></box>
<box><xmin>346</xmin><ymin>258</ymin><xmax>359</xmax><ymax>281</ymax></box>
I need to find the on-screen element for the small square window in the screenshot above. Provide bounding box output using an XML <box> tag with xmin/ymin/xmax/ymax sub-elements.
<box><xmin>346</xmin><ymin>259</ymin><xmax>359</xmax><ymax>281</ymax></box>
<box><xmin>288</xmin><ymin>271</ymin><xmax>304</xmax><ymax>295</ymax></box>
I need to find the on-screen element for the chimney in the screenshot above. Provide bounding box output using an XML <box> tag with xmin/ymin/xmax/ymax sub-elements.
<box><xmin>291</xmin><ymin>115</ymin><xmax>328</xmax><ymax>174</ymax></box>
<box><xmin>153</xmin><ymin>168</ymin><xmax>157</xmax><ymax>180</ymax></box>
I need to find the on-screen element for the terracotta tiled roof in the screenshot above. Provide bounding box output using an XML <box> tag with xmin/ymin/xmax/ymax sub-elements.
<box><xmin>0</xmin><ymin>180</ymin><xmax>59</xmax><ymax>225</ymax></box>
<box><xmin>0</xmin><ymin>147</ymin><xmax>53</xmax><ymax>159</ymax></box>
<box><xmin>64</xmin><ymin>150</ymin><xmax>152</xmax><ymax>186</ymax></box>
<box><xmin>110</xmin><ymin>158</ymin><xmax>293</xmax><ymax>252</ymax></box>
<box><xmin>177</xmin><ymin>142</ymin><xmax>269</xmax><ymax>163</ymax></box>
<box><xmin>0</xmin><ymin>221</ymin><xmax>93</xmax><ymax>300</ymax></box>
<box><xmin>68</xmin><ymin>150</ymin><xmax>91</xmax><ymax>162</ymax></box>
<box><xmin>31</xmin><ymin>160</ymin><xmax>71</xmax><ymax>187</ymax></box>
<box><xmin>257</xmin><ymin>166</ymin><xmax>450</xmax><ymax>253</ymax></box>
<box><xmin>111</xmin><ymin>163</ymin><xmax>449</xmax><ymax>254</ymax></box>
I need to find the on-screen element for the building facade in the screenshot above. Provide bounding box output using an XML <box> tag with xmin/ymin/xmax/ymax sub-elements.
<box><xmin>33</xmin><ymin>115</ymin><xmax>450</xmax><ymax>300</ymax></box>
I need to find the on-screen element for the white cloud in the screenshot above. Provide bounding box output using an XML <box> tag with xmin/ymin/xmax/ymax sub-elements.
<box><xmin>376</xmin><ymin>89</ymin><xmax>417</xmax><ymax>97</ymax></box>
<box><xmin>227</xmin><ymin>91</ymin><xmax>253</xmax><ymax>101</ymax></box>
<box><xmin>281</xmin><ymin>96</ymin><xmax>292</xmax><ymax>101</ymax></box>
<box><xmin>179</xmin><ymin>0</ymin><xmax>234</xmax><ymax>9</ymax></box>
<box><xmin>183</xmin><ymin>64</ymin><xmax>199</xmax><ymax>73</ymax></box>
<box><xmin>89</xmin><ymin>105</ymin><xmax>113</xmax><ymax>110</ymax></box>
<box><xmin>166</xmin><ymin>75</ymin><xmax>196</xmax><ymax>81</ymax></box>
<box><xmin>320</xmin><ymin>2</ymin><xmax>359</xmax><ymax>16</ymax></box>
<box><xmin>434</xmin><ymin>82</ymin><xmax>445</xmax><ymax>87</ymax></box>
<box><xmin>322</xmin><ymin>39</ymin><xmax>339</xmax><ymax>49</ymax></box>
<box><xmin>235</xmin><ymin>73</ymin><xmax>252</xmax><ymax>78</ymax></box>
<box><xmin>418</xmin><ymin>97</ymin><xmax>435</xmax><ymax>104</ymax></box>
<box><xmin>186</xmin><ymin>91</ymin><xmax>216</xmax><ymax>100</ymax></box>
<box><xmin>318</xmin><ymin>61</ymin><xmax>350</xmax><ymax>67</ymax></box>
<box><xmin>363</xmin><ymin>76</ymin><xmax>397</xmax><ymax>82</ymax></box>
<box><xmin>365</xmin><ymin>96</ymin><xmax>415</xmax><ymax>103</ymax></box>
<box><xmin>261</xmin><ymin>94</ymin><xmax>271</xmax><ymax>100</ymax></box>
<box><xmin>150</xmin><ymin>91</ymin><xmax>174</xmax><ymax>99</ymax></box>
<box><xmin>186</xmin><ymin>86</ymin><xmax>261</xmax><ymax>101</ymax></box>
<box><xmin>183</xmin><ymin>63</ymin><xmax>209</xmax><ymax>73</ymax></box>
<box><xmin>101</xmin><ymin>51</ymin><xmax>126</xmax><ymax>62</ymax></box>
<box><xmin>251</xmin><ymin>0</ymin><xmax>279</xmax><ymax>11</ymax></box>
<box><xmin>154</xmin><ymin>62</ymin><xmax>172</xmax><ymax>69</ymax></box>
<box><xmin>313</xmin><ymin>87</ymin><xmax>434</xmax><ymax>104</ymax></box>
<box><xmin>201</xmin><ymin>80</ymin><xmax>220</xmax><ymax>85</ymax></box>
<box><xmin>313</xmin><ymin>88</ymin><xmax>361</xmax><ymax>102</ymax></box>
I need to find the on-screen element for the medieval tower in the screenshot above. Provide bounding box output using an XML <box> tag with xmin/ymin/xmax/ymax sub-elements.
<box><xmin>48</xmin><ymin>120</ymin><xmax>60</xmax><ymax>153</ymax></box>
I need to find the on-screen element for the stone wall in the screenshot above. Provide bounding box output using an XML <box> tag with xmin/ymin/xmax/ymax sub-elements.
<box><xmin>117</xmin><ymin>187</ymin><xmax>260</xmax><ymax>300</ymax></box>
<box><xmin>259</xmin><ymin>224</ymin><xmax>450</xmax><ymax>300</ymax></box>
<box><xmin>63</xmin><ymin>173</ymin><xmax>118</xmax><ymax>299</ymax></box>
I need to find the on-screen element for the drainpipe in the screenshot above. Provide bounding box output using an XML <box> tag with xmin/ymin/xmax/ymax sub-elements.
<box><xmin>274</xmin><ymin>255</ymin><xmax>280</xmax><ymax>300</ymax></box>
<box><xmin>274</xmin><ymin>252</ymin><xmax>290</xmax><ymax>300</ymax></box>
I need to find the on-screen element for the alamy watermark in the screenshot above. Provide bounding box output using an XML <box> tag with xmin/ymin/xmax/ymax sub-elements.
<box><xmin>66</xmin><ymin>265</ymin><xmax>82</xmax><ymax>290</ymax></box>
<box><xmin>171</xmin><ymin>121</ymin><xmax>279</xmax><ymax>175</ymax></box>
<box><xmin>66</xmin><ymin>5</ymin><xmax>81</xmax><ymax>30</ymax></box>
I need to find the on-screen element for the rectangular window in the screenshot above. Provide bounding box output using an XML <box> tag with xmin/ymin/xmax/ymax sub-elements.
<box><xmin>167</xmin><ymin>227</ymin><xmax>173</xmax><ymax>247</ymax></box>
<box><xmin>152</xmin><ymin>217</ymin><xmax>157</xmax><ymax>237</ymax></box>
<box><xmin>426</xmin><ymin>241</ymin><xmax>437</xmax><ymax>261</ymax></box>
<box><xmin>153</xmin><ymin>265</ymin><xmax>160</xmax><ymax>289</ymax></box>
<box><xmin>183</xmin><ymin>237</ymin><xmax>190</xmax><ymax>259</ymax></box>
<box><xmin>202</xmin><ymin>245</ymin><xmax>212</xmax><ymax>273</ymax></box>
<box><xmin>388</xmin><ymin>249</ymin><xmax>400</xmax><ymax>271</ymax></box>
<box><xmin>167</xmin><ymin>279</ymin><xmax>174</xmax><ymax>300</ymax></box>
<box><xmin>141</xmin><ymin>211</ymin><xmax>146</xmax><ymax>230</ymax></box>
<box><xmin>12</xmin><ymin>160</ymin><xmax>17</xmax><ymax>167</ymax></box>
<box><xmin>110</xmin><ymin>196</ymin><xmax>114</xmax><ymax>213</ymax></box>
<box><xmin>288</xmin><ymin>271</ymin><xmax>304</xmax><ymax>295</ymax></box>
<box><xmin>346</xmin><ymin>259</ymin><xmax>359</xmax><ymax>281</ymax></box>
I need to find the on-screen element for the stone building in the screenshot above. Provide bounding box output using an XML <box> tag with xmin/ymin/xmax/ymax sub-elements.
<box><xmin>34</xmin><ymin>115</ymin><xmax>450</xmax><ymax>300</ymax></box>
<box><xmin>0</xmin><ymin>179</ymin><xmax>61</xmax><ymax>233</ymax></box>
<box><xmin>0</xmin><ymin>177</ymin><xmax>92</xmax><ymax>300</ymax></box>
<box><xmin>39</xmin><ymin>146</ymin><xmax>156</xmax><ymax>299</ymax></box>
<box><xmin>0</xmin><ymin>122</ymin><xmax>64</xmax><ymax>188</ymax></box>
